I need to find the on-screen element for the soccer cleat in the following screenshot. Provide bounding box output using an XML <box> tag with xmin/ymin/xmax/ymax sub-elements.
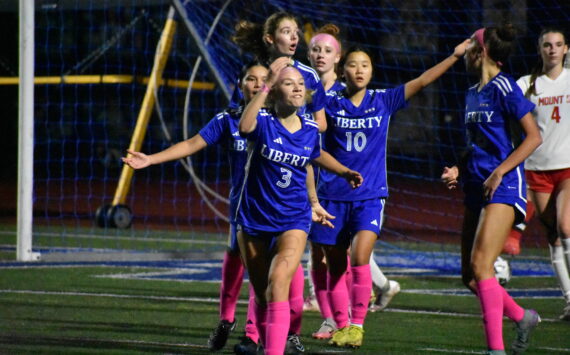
<box><xmin>233</xmin><ymin>335</ymin><xmax>259</xmax><ymax>355</ymax></box>
<box><xmin>302</xmin><ymin>295</ymin><xmax>320</xmax><ymax>312</ymax></box>
<box><xmin>560</xmin><ymin>304</ymin><xmax>570</xmax><ymax>321</ymax></box>
<box><xmin>486</xmin><ymin>351</ymin><xmax>506</xmax><ymax>355</ymax></box>
<box><xmin>369</xmin><ymin>280</ymin><xmax>400</xmax><ymax>312</ymax></box>
<box><xmin>207</xmin><ymin>319</ymin><xmax>237</xmax><ymax>351</ymax></box>
<box><xmin>312</xmin><ymin>318</ymin><xmax>337</xmax><ymax>339</ymax></box>
<box><xmin>511</xmin><ymin>309</ymin><xmax>540</xmax><ymax>355</ymax></box>
<box><xmin>329</xmin><ymin>325</ymin><xmax>364</xmax><ymax>348</ymax></box>
<box><xmin>285</xmin><ymin>333</ymin><xmax>305</xmax><ymax>354</ymax></box>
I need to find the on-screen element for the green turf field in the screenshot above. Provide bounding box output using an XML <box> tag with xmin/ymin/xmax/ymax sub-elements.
<box><xmin>0</xmin><ymin>258</ymin><xmax>569</xmax><ymax>354</ymax></box>
<box><xmin>1</xmin><ymin>226</ymin><xmax>569</xmax><ymax>354</ymax></box>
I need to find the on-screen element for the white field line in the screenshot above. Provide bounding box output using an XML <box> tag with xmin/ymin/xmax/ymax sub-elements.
<box><xmin>0</xmin><ymin>289</ymin><xmax>560</xmax><ymax>323</ymax></box>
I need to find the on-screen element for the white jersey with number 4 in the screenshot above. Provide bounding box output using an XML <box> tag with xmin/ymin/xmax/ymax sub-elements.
<box><xmin>517</xmin><ymin>68</ymin><xmax>570</xmax><ymax>171</ymax></box>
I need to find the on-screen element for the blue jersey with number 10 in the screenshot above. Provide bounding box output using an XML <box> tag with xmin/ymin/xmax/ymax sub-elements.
<box><xmin>199</xmin><ymin>107</ymin><xmax>247</xmax><ymax>221</ymax></box>
<box><xmin>318</xmin><ymin>86</ymin><xmax>408</xmax><ymax>201</ymax></box>
<box><xmin>236</xmin><ymin>110</ymin><xmax>321</xmax><ymax>232</ymax></box>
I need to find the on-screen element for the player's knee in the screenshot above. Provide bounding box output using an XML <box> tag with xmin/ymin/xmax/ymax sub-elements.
<box><xmin>558</xmin><ymin>220</ymin><xmax>570</xmax><ymax>239</ymax></box>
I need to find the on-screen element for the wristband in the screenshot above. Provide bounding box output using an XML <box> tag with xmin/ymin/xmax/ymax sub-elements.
<box><xmin>261</xmin><ymin>84</ymin><xmax>271</xmax><ymax>94</ymax></box>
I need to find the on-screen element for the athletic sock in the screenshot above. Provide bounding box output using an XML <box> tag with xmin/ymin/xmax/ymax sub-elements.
<box><xmin>289</xmin><ymin>264</ymin><xmax>304</xmax><ymax>335</ymax></box>
<box><xmin>350</xmin><ymin>264</ymin><xmax>372</xmax><ymax>325</ymax></box>
<box><xmin>327</xmin><ymin>270</ymin><xmax>349</xmax><ymax>329</ymax></box>
<box><xmin>477</xmin><ymin>277</ymin><xmax>505</xmax><ymax>350</ymax></box>
<box><xmin>266</xmin><ymin>301</ymin><xmax>290</xmax><ymax>355</ymax></box>
<box><xmin>253</xmin><ymin>299</ymin><xmax>267</xmax><ymax>347</ymax></box>
<box><xmin>369</xmin><ymin>252</ymin><xmax>389</xmax><ymax>291</ymax></box>
<box><xmin>311</xmin><ymin>268</ymin><xmax>333</xmax><ymax>319</ymax></box>
<box><xmin>500</xmin><ymin>285</ymin><xmax>524</xmax><ymax>322</ymax></box>
<box><xmin>245</xmin><ymin>283</ymin><xmax>259</xmax><ymax>344</ymax></box>
<box><xmin>551</xmin><ymin>244</ymin><xmax>570</xmax><ymax>303</ymax></box>
<box><xmin>219</xmin><ymin>252</ymin><xmax>244</xmax><ymax>322</ymax></box>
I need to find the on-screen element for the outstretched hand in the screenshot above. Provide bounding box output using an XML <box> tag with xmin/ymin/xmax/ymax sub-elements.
<box><xmin>311</xmin><ymin>203</ymin><xmax>336</xmax><ymax>228</ymax></box>
<box><xmin>343</xmin><ymin>169</ymin><xmax>363</xmax><ymax>189</ymax></box>
<box><xmin>441</xmin><ymin>166</ymin><xmax>459</xmax><ymax>190</ymax></box>
<box><xmin>122</xmin><ymin>149</ymin><xmax>151</xmax><ymax>169</ymax></box>
<box><xmin>483</xmin><ymin>170</ymin><xmax>503</xmax><ymax>201</ymax></box>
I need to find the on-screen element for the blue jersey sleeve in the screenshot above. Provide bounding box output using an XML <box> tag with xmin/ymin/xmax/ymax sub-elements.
<box><xmin>376</xmin><ymin>85</ymin><xmax>408</xmax><ymax>114</ymax></box>
<box><xmin>503</xmin><ymin>85</ymin><xmax>535</xmax><ymax>121</ymax></box>
<box><xmin>199</xmin><ymin>112</ymin><xmax>228</xmax><ymax>146</ymax></box>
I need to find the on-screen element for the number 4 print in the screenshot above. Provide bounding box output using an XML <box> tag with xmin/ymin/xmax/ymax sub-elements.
<box><xmin>551</xmin><ymin>106</ymin><xmax>561</xmax><ymax>123</ymax></box>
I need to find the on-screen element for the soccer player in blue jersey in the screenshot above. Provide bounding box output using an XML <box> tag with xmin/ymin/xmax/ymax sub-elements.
<box><xmin>232</xmin><ymin>12</ymin><xmax>328</xmax><ymax>132</ymax></box>
<box><xmin>308</xmin><ymin>38</ymin><xmax>470</xmax><ymax>349</ymax></box>
<box><xmin>441</xmin><ymin>24</ymin><xmax>542</xmax><ymax>355</ymax></box>
<box><xmin>305</xmin><ymin>23</ymin><xmax>401</xmax><ymax>340</ymax></box>
<box><xmin>237</xmin><ymin>57</ymin><xmax>362</xmax><ymax>355</ymax></box>
<box><xmin>121</xmin><ymin>62</ymin><xmax>268</xmax><ymax>353</ymax></box>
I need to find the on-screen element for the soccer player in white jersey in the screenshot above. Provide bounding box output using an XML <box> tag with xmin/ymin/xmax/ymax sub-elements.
<box><xmin>122</xmin><ymin>63</ymin><xmax>268</xmax><ymax>353</ymax></box>
<box><xmin>305</xmin><ymin>23</ymin><xmax>400</xmax><ymax>341</ymax></box>
<box><xmin>237</xmin><ymin>58</ymin><xmax>362</xmax><ymax>355</ymax></box>
<box><xmin>517</xmin><ymin>28</ymin><xmax>570</xmax><ymax>321</ymax></box>
<box><xmin>309</xmin><ymin>36</ymin><xmax>469</xmax><ymax>348</ymax></box>
<box><xmin>441</xmin><ymin>24</ymin><xmax>542</xmax><ymax>355</ymax></box>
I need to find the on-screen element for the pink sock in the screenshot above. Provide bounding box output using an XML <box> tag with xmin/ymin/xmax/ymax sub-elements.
<box><xmin>328</xmin><ymin>271</ymin><xmax>349</xmax><ymax>328</ymax></box>
<box><xmin>501</xmin><ymin>286</ymin><xmax>524</xmax><ymax>322</ymax></box>
<box><xmin>477</xmin><ymin>277</ymin><xmax>504</xmax><ymax>350</ymax></box>
<box><xmin>245</xmin><ymin>283</ymin><xmax>259</xmax><ymax>344</ymax></box>
<box><xmin>253</xmin><ymin>299</ymin><xmax>267</xmax><ymax>347</ymax></box>
<box><xmin>346</xmin><ymin>254</ymin><xmax>353</xmax><ymax>291</ymax></box>
<box><xmin>266</xmin><ymin>301</ymin><xmax>290</xmax><ymax>355</ymax></box>
<box><xmin>350</xmin><ymin>264</ymin><xmax>372</xmax><ymax>325</ymax></box>
<box><xmin>219</xmin><ymin>252</ymin><xmax>244</xmax><ymax>322</ymax></box>
<box><xmin>311</xmin><ymin>269</ymin><xmax>333</xmax><ymax>319</ymax></box>
<box><xmin>289</xmin><ymin>264</ymin><xmax>305</xmax><ymax>335</ymax></box>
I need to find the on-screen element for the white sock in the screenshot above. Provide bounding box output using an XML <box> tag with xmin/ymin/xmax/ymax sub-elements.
<box><xmin>369</xmin><ymin>251</ymin><xmax>389</xmax><ymax>291</ymax></box>
<box><xmin>550</xmin><ymin>244</ymin><xmax>570</xmax><ymax>303</ymax></box>
<box><xmin>307</xmin><ymin>254</ymin><xmax>316</xmax><ymax>298</ymax></box>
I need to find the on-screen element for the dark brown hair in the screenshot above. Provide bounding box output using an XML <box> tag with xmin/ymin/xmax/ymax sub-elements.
<box><xmin>232</xmin><ymin>12</ymin><xmax>297</xmax><ymax>63</ymax></box>
<box><xmin>483</xmin><ymin>23</ymin><xmax>517</xmax><ymax>66</ymax></box>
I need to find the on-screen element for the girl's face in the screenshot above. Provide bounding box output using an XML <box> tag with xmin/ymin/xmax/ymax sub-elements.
<box><xmin>266</xmin><ymin>18</ymin><xmax>299</xmax><ymax>57</ymax></box>
<box><xmin>308</xmin><ymin>37</ymin><xmax>341</xmax><ymax>75</ymax></box>
<box><xmin>343</xmin><ymin>51</ymin><xmax>372</xmax><ymax>90</ymax></box>
<box><xmin>240</xmin><ymin>65</ymin><xmax>268</xmax><ymax>102</ymax></box>
<box><xmin>274</xmin><ymin>67</ymin><xmax>305</xmax><ymax>108</ymax></box>
<box><xmin>539</xmin><ymin>32</ymin><xmax>568</xmax><ymax>70</ymax></box>
<box><xmin>464</xmin><ymin>37</ymin><xmax>482</xmax><ymax>72</ymax></box>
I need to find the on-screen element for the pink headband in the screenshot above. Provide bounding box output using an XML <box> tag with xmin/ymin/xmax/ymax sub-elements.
<box><xmin>309</xmin><ymin>33</ymin><xmax>341</xmax><ymax>53</ymax></box>
<box><xmin>473</xmin><ymin>27</ymin><xmax>503</xmax><ymax>67</ymax></box>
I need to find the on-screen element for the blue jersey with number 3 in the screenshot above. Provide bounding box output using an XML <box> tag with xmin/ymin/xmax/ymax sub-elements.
<box><xmin>199</xmin><ymin>107</ymin><xmax>248</xmax><ymax>220</ymax></box>
<box><xmin>236</xmin><ymin>111</ymin><xmax>321</xmax><ymax>232</ymax></box>
<box><xmin>318</xmin><ymin>86</ymin><xmax>407</xmax><ymax>201</ymax></box>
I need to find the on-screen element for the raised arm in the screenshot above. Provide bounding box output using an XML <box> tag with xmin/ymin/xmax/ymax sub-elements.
<box><xmin>404</xmin><ymin>39</ymin><xmax>470</xmax><ymax>100</ymax></box>
<box><xmin>483</xmin><ymin>113</ymin><xmax>542</xmax><ymax>200</ymax></box>
<box><xmin>240</xmin><ymin>57</ymin><xmax>290</xmax><ymax>134</ymax></box>
<box><xmin>122</xmin><ymin>134</ymin><xmax>207</xmax><ymax>169</ymax></box>
<box><xmin>312</xmin><ymin>150</ymin><xmax>363</xmax><ymax>188</ymax></box>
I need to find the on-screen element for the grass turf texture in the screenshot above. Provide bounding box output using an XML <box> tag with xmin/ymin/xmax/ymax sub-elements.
<box><xmin>0</xmin><ymin>264</ymin><xmax>568</xmax><ymax>354</ymax></box>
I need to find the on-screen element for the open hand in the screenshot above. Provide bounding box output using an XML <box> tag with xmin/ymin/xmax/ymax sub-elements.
<box><xmin>121</xmin><ymin>149</ymin><xmax>151</xmax><ymax>169</ymax></box>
